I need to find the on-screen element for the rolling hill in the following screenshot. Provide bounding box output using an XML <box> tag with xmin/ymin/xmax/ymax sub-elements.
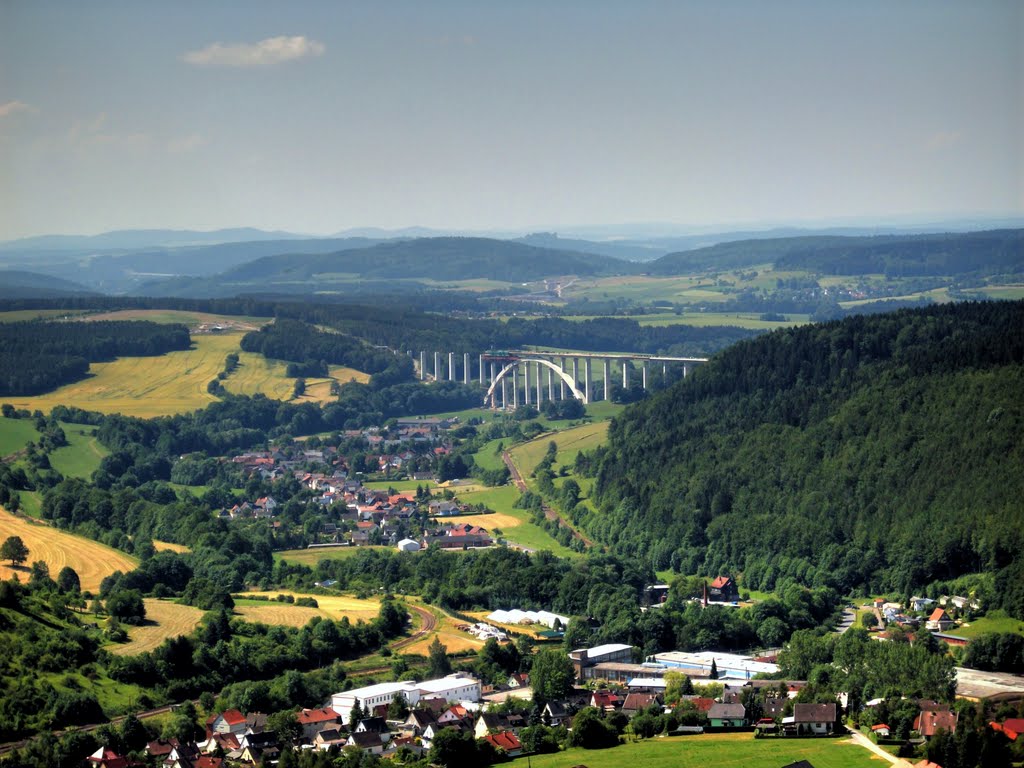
<box><xmin>646</xmin><ymin>228</ymin><xmax>1024</xmax><ymax>276</ymax></box>
<box><xmin>137</xmin><ymin>236</ymin><xmax>637</xmax><ymax>297</ymax></box>
<box><xmin>0</xmin><ymin>270</ymin><xmax>98</xmax><ymax>299</ymax></box>
<box><xmin>584</xmin><ymin>300</ymin><xmax>1024</xmax><ymax>614</ymax></box>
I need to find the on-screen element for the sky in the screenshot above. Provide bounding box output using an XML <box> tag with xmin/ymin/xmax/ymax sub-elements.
<box><xmin>0</xmin><ymin>0</ymin><xmax>1021</xmax><ymax>240</ymax></box>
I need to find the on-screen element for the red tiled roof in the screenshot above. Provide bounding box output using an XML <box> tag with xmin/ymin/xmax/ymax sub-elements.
<box><xmin>484</xmin><ymin>730</ymin><xmax>522</xmax><ymax>752</ymax></box>
<box><xmin>710</xmin><ymin>576</ymin><xmax>731</xmax><ymax>588</ymax></box>
<box><xmin>871</xmin><ymin>723</ymin><xmax>891</xmax><ymax>731</ymax></box>
<box><xmin>991</xmin><ymin>718</ymin><xmax>1024</xmax><ymax>740</ymax></box>
<box><xmin>297</xmin><ymin>707</ymin><xmax>339</xmax><ymax>725</ymax></box>
<box><xmin>915</xmin><ymin>710</ymin><xmax>958</xmax><ymax>737</ymax></box>
<box><xmin>928</xmin><ymin>608</ymin><xmax>949</xmax><ymax>622</ymax></box>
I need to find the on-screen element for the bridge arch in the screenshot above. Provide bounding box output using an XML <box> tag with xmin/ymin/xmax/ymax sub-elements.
<box><xmin>484</xmin><ymin>358</ymin><xmax>587</xmax><ymax>408</ymax></box>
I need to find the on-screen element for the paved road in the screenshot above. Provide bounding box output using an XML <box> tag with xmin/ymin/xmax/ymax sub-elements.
<box><xmin>835</xmin><ymin>607</ymin><xmax>857</xmax><ymax>634</ymax></box>
<box><xmin>501</xmin><ymin>450</ymin><xmax>593</xmax><ymax>546</ymax></box>
<box><xmin>848</xmin><ymin>730</ymin><xmax>915</xmax><ymax>767</ymax></box>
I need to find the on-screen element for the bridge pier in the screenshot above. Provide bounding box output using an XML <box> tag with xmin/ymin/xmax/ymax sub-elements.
<box><xmin>642</xmin><ymin>361</ymin><xmax>648</xmax><ymax>390</ymax></box>
<box><xmin>603</xmin><ymin>359</ymin><xmax>610</xmax><ymax>401</ymax></box>
<box><xmin>523</xmin><ymin>363</ymin><xmax>530</xmax><ymax>405</ymax></box>
<box><xmin>448</xmin><ymin>352</ymin><xmax>455</xmax><ymax>382</ymax></box>
<box><xmin>559</xmin><ymin>357</ymin><xmax>566</xmax><ymax>400</ymax></box>
<box><xmin>535</xmin><ymin>362</ymin><xmax>543</xmax><ymax>406</ymax></box>
<box><xmin>434</xmin><ymin>352</ymin><xmax>440</xmax><ymax>381</ymax></box>
<box><xmin>547</xmin><ymin>367</ymin><xmax>554</xmax><ymax>401</ymax></box>
<box><xmin>512</xmin><ymin>366</ymin><xmax>519</xmax><ymax>408</ymax></box>
<box><xmin>500</xmin><ymin>376</ymin><xmax>507</xmax><ymax>409</ymax></box>
<box><xmin>622</xmin><ymin>359</ymin><xmax>629</xmax><ymax>389</ymax></box>
<box><xmin>584</xmin><ymin>358</ymin><xmax>591</xmax><ymax>403</ymax></box>
<box><xmin>463</xmin><ymin>353</ymin><xmax>470</xmax><ymax>385</ymax></box>
<box><xmin>419</xmin><ymin>351</ymin><xmax>426</xmax><ymax>381</ymax></box>
<box><xmin>479</xmin><ymin>354</ymin><xmax>485</xmax><ymax>385</ymax></box>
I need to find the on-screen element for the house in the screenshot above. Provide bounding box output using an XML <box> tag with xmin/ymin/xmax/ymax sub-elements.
<box><xmin>296</xmin><ymin>707</ymin><xmax>340</xmax><ymax>740</ymax></box>
<box><xmin>397</xmin><ymin>538</ymin><xmax>421</xmax><ymax>552</ymax></box>
<box><xmin>590</xmin><ymin>690</ymin><xmax>621</xmax><ymax>712</ymax></box>
<box><xmin>621</xmin><ymin>692</ymin><xmax>660</xmax><ymax>715</ymax></box>
<box><xmin>543</xmin><ymin>700</ymin><xmax>570</xmax><ymax>727</ymax></box>
<box><xmin>507</xmin><ymin>672</ymin><xmax>529</xmax><ymax>689</ymax></box>
<box><xmin>206</xmin><ymin>709</ymin><xmax>248</xmax><ymax>737</ymax></box>
<box><xmin>925</xmin><ymin>608</ymin><xmax>955</xmax><ymax>631</ymax></box>
<box><xmin>438</xmin><ymin>704</ymin><xmax>472</xmax><ymax>724</ymax></box>
<box><xmin>86</xmin><ymin>747</ymin><xmax>134</xmax><ymax>768</ymax></box>
<box><xmin>314</xmin><ymin>728</ymin><xmax>347</xmax><ymax>751</ymax></box>
<box><xmin>990</xmin><ymin>718</ymin><xmax>1024</xmax><ymax>741</ymax></box>
<box><xmin>783</xmin><ymin>703</ymin><xmax>837</xmax><ymax>736</ymax></box>
<box><xmin>356</xmin><ymin>716</ymin><xmax>391</xmax><ymax>740</ymax></box>
<box><xmin>474</xmin><ymin>712</ymin><xmax>526</xmax><ymax>738</ymax></box>
<box><xmin>871</xmin><ymin>723</ymin><xmax>891</xmax><ymax>738</ymax></box>
<box><xmin>483</xmin><ymin>730</ymin><xmax>523</xmax><ymax>756</ymax></box>
<box><xmin>404</xmin><ymin>708</ymin><xmax>438</xmax><ymax>735</ymax></box>
<box><xmin>707</xmin><ymin>575</ymin><xmax>740</xmax><ymax>603</ymax></box>
<box><xmin>914</xmin><ymin>709</ymin><xmax>958</xmax><ymax>739</ymax></box>
<box><xmin>346</xmin><ymin>731</ymin><xmax>385</xmax><ymax>754</ymax></box>
<box><xmin>707</xmin><ymin>702</ymin><xmax>747</xmax><ymax>728</ymax></box>
<box><xmin>569</xmin><ymin>643</ymin><xmax>635</xmax><ymax>678</ymax></box>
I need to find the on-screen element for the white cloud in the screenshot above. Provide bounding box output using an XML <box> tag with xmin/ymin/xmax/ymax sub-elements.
<box><xmin>0</xmin><ymin>100</ymin><xmax>37</xmax><ymax>118</ymax></box>
<box><xmin>182</xmin><ymin>35</ymin><xmax>325</xmax><ymax>68</ymax></box>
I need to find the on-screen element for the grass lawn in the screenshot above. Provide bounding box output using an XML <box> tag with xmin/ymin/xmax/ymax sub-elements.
<box><xmin>470</xmin><ymin>437</ymin><xmax>510</xmax><ymax>472</ymax></box>
<box><xmin>363</xmin><ymin>479</ymin><xmax>437</xmax><ymax>493</ymax></box>
<box><xmin>508</xmin><ymin>421</ymin><xmax>609</xmax><ymax>479</ymax></box>
<box><xmin>0</xmin><ymin>417</ymin><xmax>41</xmax><ymax>456</ymax></box>
<box><xmin>49</xmin><ymin>423</ymin><xmax>109</xmax><ymax>478</ymax></box>
<box><xmin>0</xmin><ymin>309</ymin><xmax>91</xmax><ymax>323</ymax></box>
<box><xmin>523</xmin><ymin>733</ymin><xmax>882</xmax><ymax>768</ymax></box>
<box><xmin>455</xmin><ymin>485</ymin><xmax>579</xmax><ymax>558</ymax></box>
<box><xmin>947</xmin><ymin>612</ymin><xmax>1024</xmax><ymax>639</ymax></box>
<box><xmin>41</xmin><ymin>669</ymin><xmax>149</xmax><ymax>717</ymax></box>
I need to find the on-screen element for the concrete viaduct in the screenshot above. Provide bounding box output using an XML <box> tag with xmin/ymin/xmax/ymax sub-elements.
<box><xmin>412</xmin><ymin>349</ymin><xmax>708</xmax><ymax>409</ymax></box>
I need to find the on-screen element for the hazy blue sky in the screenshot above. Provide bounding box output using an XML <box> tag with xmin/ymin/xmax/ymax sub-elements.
<box><xmin>1</xmin><ymin>0</ymin><xmax>1021</xmax><ymax>239</ymax></box>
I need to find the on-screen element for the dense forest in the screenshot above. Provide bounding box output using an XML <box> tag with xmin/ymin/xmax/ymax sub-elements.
<box><xmin>647</xmin><ymin>228</ymin><xmax>1024</xmax><ymax>277</ymax></box>
<box><xmin>586</xmin><ymin>301</ymin><xmax>1024</xmax><ymax>613</ymax></box>
<box><xmin>0</xmin><ymin>320</ymin><xmax>191</xmax><ymax>395</ymax></box>
<box><xmin>240</xmin><ymin>319</ymin><xmax>404</xmax><ymax>375</ymax></box>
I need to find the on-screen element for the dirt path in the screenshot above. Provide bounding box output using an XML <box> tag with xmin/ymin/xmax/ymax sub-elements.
<box><xmin>847</xmin><ymin>730</ymin><xmax>915</xmax><ymax>767</ymax></box>
<box><xmin>501</xmin><ymin>450</ymin><xmax>593</xmax><ymax>547</ymax></box>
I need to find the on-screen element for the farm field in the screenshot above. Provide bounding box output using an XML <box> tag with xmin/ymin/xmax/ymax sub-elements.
<box><xmin>524</xmin><ymin>733</ymin><xmax>880</xmax><ymax>768</ymax></box>
<box><xmin>152</xmin><ymin>539</ymin><xmax>190</xmax><ymax>554</ymax></box>
<box><xmin>233</xmin><ymin>590</ymin><xmax>382</xmax><ymax>627</ymax></box>
<box><xmin>455</xmin><ymin>485</ymin><xmax>579</xmax><ymax>557</ymax></box>
<box><xmin>274</xmin><ymin>545</ymin><xmax>392</xmax><ymax>566</ymax></box>
<box><xmin>3</xmin><ymin>332</ymin><xmax>369</xmax><ymax>417</ymax></box>
<box><xmin>108</xmin><ymin>598</ymin><xmax>205</xmax><ymax>656</ymax></box>
<box><xmin>400</xmin><ymin>601</ymin><xmax>486</xmax><ymax>655</ymax></box>
<box><xmin>0</xmin><ymin>417</ymin><xmax>40</xmax><ymax>456</ymax></box>
<box><xmin>0</xmin><ymin>309</ymin><xmax>91</xmax><ymax>323</ymax></box>
<box><xmin>0</xmin><ymin>506</ymin><xmax>137</xmax><ymax>592</ymax></box>
<box><xmin>82</xmin><ymin>308</ymin><xmax>268</xmax><ymax>329</ymax></box>
<box><xmin>567</xmin><ymin>311</ymin><xmax>808</xmax><ymax>330</ymax></box>
<box><xmin>508</xmin><ymin>421</ymin><xmax>609</xmax><ymax>478</ymax></box>
<box><xmin>48</xmin><ymin>423</ymin><xmax>109</xmax><ymax>478</ymax></box>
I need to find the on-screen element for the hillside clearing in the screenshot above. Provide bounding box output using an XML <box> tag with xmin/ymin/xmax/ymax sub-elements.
<box><xmin>108</xmin><ymin>599</ymin><xmax>205</xmax><ymax>656</ymax></box>
<box><xmin>0</xmin><ymin>506</ymin><xmax>137</xmax><ymax>592</ymax></box>
<box><xmin>0</xmin><ymin>418</ymin><xmax>40</xmax><ymax>456</ymax></box>
<box><xmin>48</xmin><ymin>423</ymin><xmax>109</xmax><ymax>478</ymax></box>
<box><xmin>233</xmin><ymin>591</ymin><xmax>382</xmax><ymax>627</ymax></box>
<box><xmin>152</xmin><ymin>540</ymin><xmax>190</xmax><ymax>554</ymax></box>
<box><xmin>4</xmin><ymin>332</ymin><xmax>369</xmax><ymax>417</ymax></box>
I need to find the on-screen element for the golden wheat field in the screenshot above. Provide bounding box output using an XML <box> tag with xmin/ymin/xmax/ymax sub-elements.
<box><xmin>233</xmin><ymin>591</ymin><xmax>382</xmax><ymax>628</ymax></box>
<box><xmin>108</xmin><ymin>599</ymin><xmax>205</xmax><ymax>656</ymax></box>
<box><xmin>0</xmin><ymin>506</ymin><xmax>137</xmax><ymax>592</ymax></box>
<box><xmin>431</xmin><ymin>512</ymin><xmax>522</xmax><ymax>530</ymax></box>
<box><xmin>6</xmin><ymin>333</ymin><xmax>370</xmax><ymax>417</ymax></box>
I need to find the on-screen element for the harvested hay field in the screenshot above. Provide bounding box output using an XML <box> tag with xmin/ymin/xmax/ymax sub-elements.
<box><xmin>5</xmin><ymin>332</ymin><xmax>370</xmax><ymax>417</ymax></box>
<box><xmin>234</xmin><ymin>591</ymin><xmax>382</xmax><ymax>628</ymax></box>
<box><xmin>152</xmin><ymin>540</ymin><xmax>190</xmax><ymax>554</ymax></box>
<box><xmin>83</xmin><ymin>309</ymin><xmax>265</xmax><ymax>330</ymax></box>
<box><xmin>0</xmin><ymin>506</ymin><xmax>137</xmax><ymax>592</ymax></box>
<box><xmin>109</xmin><ymin>599</ymin><xmax>204</xmax><ymax>656</ymax></box>
<box><xmin>431</xmin><ymin>512</ymin><xmax>521</xmax><ymax>530</ymax></box>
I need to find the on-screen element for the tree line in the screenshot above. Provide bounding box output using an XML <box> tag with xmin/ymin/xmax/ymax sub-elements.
<box><xmin>0</xmin><ymin>319</ymin><xmax>190</xmax><ymax>395</ymax></box>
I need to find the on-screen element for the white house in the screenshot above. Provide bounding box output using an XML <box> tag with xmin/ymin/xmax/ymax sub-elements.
<box><xmin>397</xmin><ymin>538</ymin><xmax>421</xmax><ymax>552</ymax></box>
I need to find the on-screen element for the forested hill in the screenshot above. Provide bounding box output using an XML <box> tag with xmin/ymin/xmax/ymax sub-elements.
<box><xmin>647</xmin><ymin>228</ymin><xmax>1024</xmax><ymax>276</ymax></box>
<box><xmin>586</xmin><ymin>300</ymin><xmax>1024</xmax><ymax>615</ymax></box>
<box><xmin>0</xmin><ymin>270</ymin><xmax>97</xmax><ymax>299</ymax></box>
<box><xmin>142</xmin><ymin>236</ymin><xmax>634</xmax><ymax>296</ymax></box>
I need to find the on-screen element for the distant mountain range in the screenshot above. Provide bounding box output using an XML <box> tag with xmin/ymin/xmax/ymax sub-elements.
<box><xmin>0</xmin><ymin>270</ymin><xmax>98</xmax><ymax>299</ymax></box>
<box><xmin>1</xmin><ymin>224</ymin><xmax>1020</xmax><ymax>298</ymax></box>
